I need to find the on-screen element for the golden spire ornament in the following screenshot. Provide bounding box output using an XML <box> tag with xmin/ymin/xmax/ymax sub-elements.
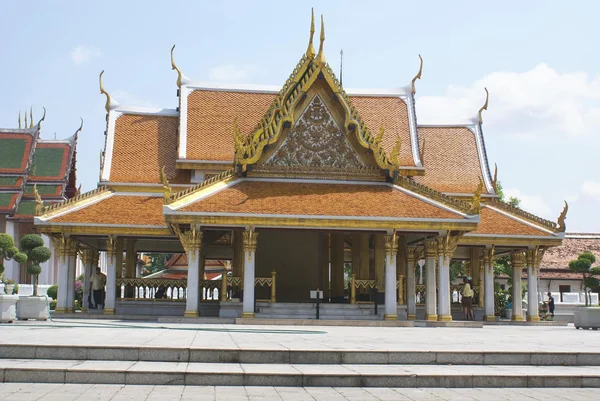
<box><xmin>411</xmin><ymin>55</ymin><xmax>423</xmax><ymax>95</ymax></box>
<box><xmin>29</xmin><ymin>107</ymin><xmax>34</xmax><ymax>128</ymax></box>
<box><xmin>24</xmin><ymin>110</ymin><xmax>28</xmax><ymax>128</ymax></box>
<box><xmin>18</xmin><ymin>111</ymin><xmax>21</xmax><ymax>129</ymax></box>
<box><xmin>478</xmin><ymin>87</ymin><xmax>489</xmax><ymax>125</ymax></box>
<box><xmin>33</xmin><ymin>184</ymin><xmax>43</xmax><ymax>216</ymax></box>
<box><xmin>99</xmin><ymin>70</ymin><xmax>112</xmax><ymax>113</ymax></box>
<box><xmin>171</xmin><ymin>45</ymin><xmax>183</xmax><ymax>87</ymax></box>
<box><xmin>316</xmin><ymin>14</ymin><xmax>326</xmax><ymax>65</ymax></box>
<box><xmin>306</xmin><ymin>8</ymin><xmax>316</xmax><ymax>59</ymax></box>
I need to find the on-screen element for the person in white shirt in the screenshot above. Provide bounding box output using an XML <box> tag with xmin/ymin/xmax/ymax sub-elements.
<box><xmin>90</xmin><ymin>267</ymin><xmax>107</xmax><ymax>309</ymax></box>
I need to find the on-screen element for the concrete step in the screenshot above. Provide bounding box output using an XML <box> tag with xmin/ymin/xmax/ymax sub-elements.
<box><xmin>1</xmin><ymin>359</ymin><xmax>599</xmax><ymax>387</ymax></box>
<box><xmin>0</xmin><ymin>345</ymin><xmax>597</xmax><ymax>366</ymax></box>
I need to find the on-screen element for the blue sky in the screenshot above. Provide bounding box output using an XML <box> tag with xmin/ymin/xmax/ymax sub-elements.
<box><xmin>1</xmin><ymin>1</ymin><xmax>599</xmax><ymax>232</ymax></box>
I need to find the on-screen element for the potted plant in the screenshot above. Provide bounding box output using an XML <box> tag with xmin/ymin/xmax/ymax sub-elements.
<box><xmin>570</xmin><ymin>251</ymin><xmax>600</xmax><ymax>329</ymax></box>
<box><xmin>16</xmin><ymin>234</ymin><xmax>52</xmax><ymax>321</ymax></box>
<box><xmin>0</xmin><ymin>234</ymin><xmax>27</xmax><ymax>323</ymax></box>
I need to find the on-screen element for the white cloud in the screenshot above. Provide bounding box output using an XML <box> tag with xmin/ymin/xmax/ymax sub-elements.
<box><xmin>110</xmin><ymin>90</ymin><xmax>157</xmax><ymax>108</ymax></box>
<box><xmin>416</xmin><ymin>63</ymin><xmax>600</xmax><ymax>138</ymax></box>
<box><xmin>70</xmin><ymin>45</ymin><xmax>102</xmax><ymax>65</ymax></box>
<box><xmin>503</xmin><ymin>188</ymin><xmax>553</xmax><ymax>219</ymax></box>
<box><xmin>209</xmin><ymin>64</ymin><xmax>253</xmax><ymax>82</ymax></box>
<box><xmin>582</xmin><ymin>180</ymin><xmax>600</xmax><ymax>200</ymax></box>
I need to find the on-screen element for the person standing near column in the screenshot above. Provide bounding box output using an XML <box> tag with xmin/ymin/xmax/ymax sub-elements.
<box><xmin>90</xmin><ymin>267</ymin><xmax>107</xmax><ymax>309</ymax></box>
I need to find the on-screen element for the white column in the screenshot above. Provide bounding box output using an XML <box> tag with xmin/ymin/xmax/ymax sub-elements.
<box><xmin>384</xmin><ymin>233</ymin><xmax>398</xmax><ymax>320</ymax></box>
<box><xmin>484</xmin><ymin>247</ymin><xmax>495</xmax><ymax>321</ymax></box>
<box><xmin>526</xmin><ymin>249</ymin><xmax>540</xmax><ymax>322</ymax></box>
<box><xmin>81</xmin><ymin>250</ymin><xmax>95</xmax><ymax>312</ymax></box>
<box><xmin>4</xmin><ymin>220</ymin><xmax>19</xmax><ymax>281</ymax></box>
<box><xmin>242</xmin><ymin>228</ymin><xmax>258</xmax><ymax>318</ymax></box>
<box><xmin>424</xmin><ymin>240</ymin><xmax>438</xmax><ymax>321</ymax></box>
<box><xmin>66</xmin><ymin>253</ymin><xmax>77</xmax><ymax>312</ymax></box>
<box><xmin>38</xmin><ymin>235</ymin><xmax>52</xmax><ymax>285</ymax></box>
<box><xmin>406</xmin><ymin>247</ymin><xmax>417</xmax><ymax>320</ymax></box>
<box><xmin>55</xmin><ymin>241</ymin><xmax>70</xmax><ymax>313</ymax></box>
<box><xmin>437</xmin><ymin>249</ymin><xmax>452</xmax><ymax>322</ymax></box>
<box><xmin>511</xmin><ymin>252</ymin><xmax>525</xmax><ymax>321</ymax></box>
<box><xmin>104</xmin><ymin>237</ymin><xmax>117</xmax><ymax>315</ymax></box>
<box><xmin>185</xmin><ymin>248</ymin><xmax>201</xmax><ymax>317</ymax></box>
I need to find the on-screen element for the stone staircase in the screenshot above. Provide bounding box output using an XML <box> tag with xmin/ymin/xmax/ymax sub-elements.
<box><xmin>256</xmin><ymin>302</ymin><xmax>384</xmax><ymax>320</ymax></box>
<box><xmin>1</xmin><ymin>344</ymin><xmax>599</xmax><ymax>387</ymax></box>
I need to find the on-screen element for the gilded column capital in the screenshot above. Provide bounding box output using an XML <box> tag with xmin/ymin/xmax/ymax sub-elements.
<box><xmin>243</xmin><ymin>227</ymin><xmax>259</xmax><ymax>253</ymax></box>
<box><xmin>384</xmin><ymin>231</ymin><xmax>398</xmax><ymax>257</ymax></box>
<box><xmin>79</xmin><ymin>248</ymin><xmax>96</xmax><ymax>265</ymax></box>
<box><xmin>437</xmin><ymin>232</ymin><xmax>462</xmax><ymax>263</ymax></box>
<box><xmin>52</xmin><ymin>234</ymin><xmax>75</xmax><ymax>263</ymax></box>
<box><xmin>172</xmin><ymin>224</ymin><xmax>203</xmax><ymax>261</ymax></box>
<box><xmin>511</xmin><ymin>252</ymin><xmax>526</xmax><ymax>269</ymax></box>
<box><xmin>484</xmin><ymin>246</ymin><xmax>495</xmax><ymax>274</ymax></box>
<box><xmin>424</xmin><ymin>239</ymin><xmax>438</xmax><ymax>258</ymax></box>
<box><xmin>106</xmin><ymin>236</ymin><xmax>119</xmax><ymax>263</ymax></box>
<box><xmin>406</xmin><ymin>246</ymin><xmax>417</xmax><ymax>263</ymax></box>
<box><xmin>526</xmin><ymin>246</ymin><xmax>545</xmax><ymax>273</ymax></box>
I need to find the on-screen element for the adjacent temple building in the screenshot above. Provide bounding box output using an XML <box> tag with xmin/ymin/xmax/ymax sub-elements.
<box><xmin>33</xmin><ymin>11</ymin><xmax>566</xmax><ymax>321</ymax></box>
<box><xmin>0</xmin><ymin>110</ymin><xmax>79</xmax><ymax>286</ymax></box>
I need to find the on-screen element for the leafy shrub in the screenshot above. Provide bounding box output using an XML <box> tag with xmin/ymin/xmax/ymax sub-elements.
<box><xmin>29</xmin><ymin>247</ymin><xmax>52</xmax><ymax>265</ymax></box>
<box><xmin>0</xmin><ymin>234</ymin><xmax>14</xmax><ymax>250</ymax></box>
<box><xmin>49</xmin><ymin>300</ymin><xmax>56</xmax><ymax>310</ymax></box>
<box><xmin>20</xmin><ymin>234</ymin><xmax>44</xmax><ymax>250</ymax></box>
<box><xmin>46</xmin><ymin>284</ymin><xmax>58</xmax><ymax>300</ymax></box>
<box><xmin>27</xmin><ymin>264</ymin><xmax>42</xmax><ymax>276</ymax></box>
<box><xmin>12</xmin><ymin>253</ymin><xmax>28</xmax><ymax>264</ymax></box>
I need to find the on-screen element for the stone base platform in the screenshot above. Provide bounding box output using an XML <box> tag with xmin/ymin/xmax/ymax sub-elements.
<box><xmin>235</xmin><ymin>318</ymin><xmax>483</xmax><ymax>328</ymax></box>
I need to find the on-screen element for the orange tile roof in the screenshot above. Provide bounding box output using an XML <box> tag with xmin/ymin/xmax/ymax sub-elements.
<box><xmin>415</xmin><ymin>126</ymin><xmax>489</xmax><ymax>194</ymax></box>
<box><xmin>470</xmin><ymin>206</ymin><xmax>553</xmax><ymax>237</ymax></box>
<box><xmin>50</xmin><ymin>195</ymin><xmax>166</xmax><ymax>226</ymax></box>
<box><xmin>185</xmin><ymin>90</ymin><xmax>416</xmax><ymax>166</ymax></box>
<box><xmin>350</xmin><ymin>96</ymin><xmax>415</xmax><ymax>167</ymax></box>
<box><xmin>179</xmin><ymin>180</ymin><xmax>463</xmax><ymax>219</ymax></box>
<box><xmin>541</xmin><ymin>235</ymin><xmax>600</xmax><ymax>268</ymax></box>
<box><xmin>110</xmin><ymin>114</ymin><xmax>190</xmax><ymax>184</ymax></box>
<box><xmin>186</xmin><ymin>90</ymin><xmax>276</xmax><ymax>162</ymax></box>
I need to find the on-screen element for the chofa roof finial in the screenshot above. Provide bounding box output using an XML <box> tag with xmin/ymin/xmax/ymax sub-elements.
<box><xmin>316</xmin><ymin>14</ymin><xmax>326</xmax><ymax>65</ymax></box>
<box><xmin>37</xmin><ymin>107</ymin><xmax>47</xmax><ymax>129</ymax></box>
<box><xmin>171</xmin><ymin>45</ymin><xmax>184</xmax><ymax>87</ymax></box>
<box><xmin>557</xmin><ymin>201</ymin><xmax>568</xmax><ymax>232</ymax></box>
<box><xmin>29</xmin><ymin>107</ymin><xmax>34</xmax><ymax>128</ymax></box>
<box><xmin>411</xmin><ymin>55</ymin><xmax>423</xmax><ymax>95</ymax></box>
<box><xmin>306</xmin><ymin>8</ymin><xmax>316</xmax><ymax>59</ymax></box>
<box><xmin>99</xmin><ymin>70</ymin><xmax>112</xmax><ymax>113</ymax></box>
<box><xmin>74</xmin><ymin>118</ymin><xmax>84</xmax><ymax>139</ymax></box>
<box><xmin>478</xmin><ymin>87</ymin><xmax>489</xmax><ymax>125</ymax></box>
<box><xmin>18</xmin><ymin>110</ymin><xmax>21</xmax><ymax>129</ymax></box>
<box><xmin>24</xmin><ymin>109</ymin><xmax>28</xmax><ymax>128</ymax></box>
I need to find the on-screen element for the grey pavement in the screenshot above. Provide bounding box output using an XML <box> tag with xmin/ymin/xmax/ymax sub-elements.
<box><xmin>0</xmin><ymin>384</ymin><xmax>597</xmax><ymax>400</ymax></box>
<box><xmin>1</xmin><ymin>319</ymin><xmax>598</xmax><ymax>353</ymax></box>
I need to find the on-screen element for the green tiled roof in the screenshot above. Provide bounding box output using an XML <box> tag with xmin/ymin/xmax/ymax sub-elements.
<box><xmin>0</xmin><ymin>138</ymin><xmax>27</xmax><ymax>169</ymax></box>
<box><xmin>0</xmin><ymin>193</ymin><xmax>16</xmax><ymax>207</ymax></box>
<box><xmin>25</xmin><ymin>184</ymin><xmax>60</xmax><ymax>195</ymax></box>
<box><xmin>15</xmin><ymin>200</ymin><xmax>37</xmax><ymax>216</ymax></box>
<box><xmin>30</xmin><ymin>147</ymin><xmax>66</xmax><ymax>178</ymax></box>
<box><xmin>0</xmin><ymin>176</ymin><xmax>20</xmax><ymax>186</ymax></box>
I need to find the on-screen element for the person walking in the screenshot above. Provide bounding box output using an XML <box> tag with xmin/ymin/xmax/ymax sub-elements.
<box><xmin>90</xmin><ymin>267</ymin><xmax>107</xmax><ymax>309</ymax></box>
<box><xmin>461</xmin><ymin>276</ymin><xmax>475</xmax><ymax>320</ymax></box>
<box><xmin>547</xmin><ymin>292</ymin><xmax>555</xmax><ymax>320</ymax></box>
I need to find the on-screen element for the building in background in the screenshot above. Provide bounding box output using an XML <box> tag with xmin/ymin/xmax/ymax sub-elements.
<box><xmin>0</xmin><ymin>111</ymin><xmax>79</xmax><ymax>285</ymax></box>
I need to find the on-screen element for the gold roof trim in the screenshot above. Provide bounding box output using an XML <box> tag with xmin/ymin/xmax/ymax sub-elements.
<box><xmin>233</xmin><ymin>24</ymin><xmax>400</xmax><ymax>175</ymax></box>
<box><xmin>478</xmin><ymin>87</ymin><xmax>489</xmax><ymax>125</ymax></box>
<box><xmin>169</xmin><ymin>168</ymin><xmax>236</xmax><ymax>204</ymax></box>
<box><xmin>395</xmin><ymin>176</ymin><xmax>473</xmax><ymax>215</ymax></box>
<box><xmin>556</xmin><ymin>200</ymin><xmax>568</xmax><ymax>232</ymax></box>
<box><xmin>306</xmin><ymin>8</ymin><xmax>316</xmax><ymax>59</ymax></box>
<box><xmin>41</xmin><ymin>186</ymin><xmax>111</xmax><ymax>218</ymax></box>
<box><xmin>487</xmin><ymin>197</ymin><xmax>558</xmax><ymax>232</ymax></box>
<box><xmin>316</xmin><ymin>14</ymin><xmax>326</xmax><ymax>65</ymax></box>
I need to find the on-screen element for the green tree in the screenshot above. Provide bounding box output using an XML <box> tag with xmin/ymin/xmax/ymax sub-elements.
<box><xmin>144</xmin><ymin>253</ymin><xmax>173</xmax><ymax>275</ymax></box>
<box><xmin>0</xmin><ymin>233</ymin><xmax>28</xmax><ymax>281</ymax></box>
<box><xmin>569</xmin><ymin>251</ymin><xmax>600</xmax><ymax>306</ymax></box>
<box><xmin>495</xmin><ymin>181</ymin><xmax>521</xmax><ymax>208</ymax></box>
<box><xmin>20</xmin><ymin>234</ymin><xmax>52</xmax><ymax>296</ymax></box>
<box><xmin>450</xmin><ymin>261</ymin><xmax>466</xmax><ymax>282</ymax></box>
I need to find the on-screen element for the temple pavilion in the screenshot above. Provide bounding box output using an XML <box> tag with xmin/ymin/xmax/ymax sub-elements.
<box><xmin>0</xmin><ymin>111</ymin><xmax>79</xmax><ymax>286</ymax></box>
<box><xmin>34</xmin><ymin>12</ymin><xmax>566</xmax><ymax>321</ymax></box>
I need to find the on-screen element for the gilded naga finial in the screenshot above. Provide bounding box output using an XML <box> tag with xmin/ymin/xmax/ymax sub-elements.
<box><xmin>74</xmin><ymin>118</ymin><xmax>84</xmax><ymax>138</ymax></box>
<box><xmin>306</xmin><ymin>8</ymin><xmax>316</xmax><ymax>59</ymax></box>
<box><xmin>316</xmin><ymin>14</ymin><xmax>326</xmax><ymax>65</ymax></box>
<box><xmin>24</xmin><ymin>110</ymin><xmax>28</xmax><ymax>129</ymax></box>
<box><xmin>478</xmin><ymin>87</ymin><xmax>489</xmax><ymax>125</ymax></box>
<box><xmin>29</xmin><ymin>107</ymin><xmax>34</xmax><ymax>129</ymax></box>
<box><xmin>37</xmin><ymin>107</ymin><xmax>47</xmax><ymax>129</ymax></box>
<box><xmin>557</xmin><ymin>201</ymin><xmax>568</xmax><ymax>232</ymax></box>
<box><xmin>491</xmin><ymin>163</ymin><xmax>498</xmax><ymax>193</ymax></box>
<box><xmin>159</xmin><ymin>166</ymin><xmax>172</xmax><ymax>202</ymax></box>
<box><xmin>419</xmin><ymin>138</ymin><xmax>426</xmax><ymax>164</ymax></box>
<box><xmin>376</xmin><ymin>124</ymin><xmax>385</xmax><ymax>144</ymax></box>
<box><xmin>390</xmin><ymin>135</ymin><xmax>402</xmax><ymax>166</ymax></box>
<box><xmin>411</xmin><ymin>54</ymin><xmax>423</xmax><ymax>95</ymax></box>
<box><xmin>469</xmin><ymin>177</ymin><xmax>484</xmax><ymax>214</ymax></box>
<box><xmin>33</xmin><ymin>184</ymin><xmax>43</xmax><ymax>216</ymax></box>
<box><xmin>233</xmin><ymin>118</ymin><xmax>245</xmax><ymax>150</ymax></box>
<box><xmin>18</xmin><ymin>111</ymin><xmax>21</xmax><ymax>129</ymax></box>
<box><xmin>99</xmin><ymin>70</ymin><xmax>112</xmax><ymax>113</ymax></box>
<box><xmin>171</xmin><ymin>45</ymin><xmax>184</xmax><ymax>87</ymax></box>
<box><xmin>76</xmin><ymin>184</ymin><xmax>82</xmax><ymax>197</ymax></box>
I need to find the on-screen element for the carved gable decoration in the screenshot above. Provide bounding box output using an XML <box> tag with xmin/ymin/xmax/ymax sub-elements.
<box><xmin>264</xmin><ymin>95</ymin><xmax>367</xmax><ymax>169</ymax></box>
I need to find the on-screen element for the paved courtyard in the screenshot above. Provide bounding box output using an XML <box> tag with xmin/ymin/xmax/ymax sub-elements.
<box><xmin>0</xmin><ymin>383</ymin><xmax>597</xmax><ymax>400</ymax></box>
<box><xmin>1</xmin><ymin>319</ymin><xmax>598</xmax><ymax>353</ymax></box>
